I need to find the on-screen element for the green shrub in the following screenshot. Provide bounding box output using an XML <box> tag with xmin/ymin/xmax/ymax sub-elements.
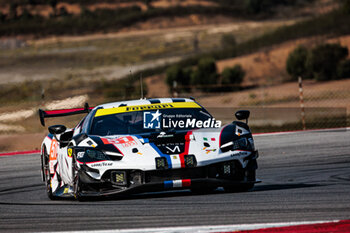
<box><xmin>221</xmin><ymin>64</ymin><xmax>245</xmax><ymax>91</ymax></box>
<box><xmin>286</xmin><ymin>45</ymin><xmax>310</xmax><ymax>80</ymax></box>
<box><xmin>191</xmin><ymin>57</ymin><xmax>217</xmax><ymax>86</ymax></box>
<box><xmin>244</xmin><ymin>0</ymin><xmax>263</xmax><ymax>14</ymax></box>
<box><xmin>0</xmin><ymin>12</ymin><xmax>5</xmax><ymax>22</ymax></box>
<box><xmin>166</xmin><ymin>65</ymin><xmax>186</xmax><ymax>86</ymax></box>
<box><xmin>337</xmin><ymin>59</ymin><xmax>350</xmax><ymax>79</ymax></box>
<box><xmin>58</xmin><ymin>6</ymin><xmax>69</xmax><ymax>17</ymax></box>
<box><xmin>222</xmin><ymin>64</ymin><xmax>245</xmax><ymax>84</ymax></box>
<box><xmin>9</xmin><ymin>2</ymin><xmax>18</xmax><ymax>19</ymax></box>
<box><xmin>306</xmin><ymin>43</ymin><xmax>348</xmax><ymax>81</ymax></box>
<box><xmin>344</xmin><ymin>0</ymin><xmax>350</xmax><ymax>14</ymax></box>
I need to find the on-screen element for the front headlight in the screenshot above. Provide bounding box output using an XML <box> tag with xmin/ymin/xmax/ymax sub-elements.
<box><xmin>248</xmin><ymin>138</ymin><xmax>255</xmax><ymax>151</ymax></box>
<box><xmin>86</xmin><ymin>149</ymin><xmax>110</xmax><ymax>161</ymax></box>
<box><xmin>233</xmin><ymin>138</ymin><xmax>248</xmax><ymax>150</ymax></box>
<box><xmin>221</xmin><ymin>137</ymin><xmax>252</xmax><ymax>152</ymax></box>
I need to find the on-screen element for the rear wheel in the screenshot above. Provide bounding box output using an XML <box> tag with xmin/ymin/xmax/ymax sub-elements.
<box><xmin>41</xmin><ymin>147</ymin><xmax>58</xmax><ymax>200</ymax></box>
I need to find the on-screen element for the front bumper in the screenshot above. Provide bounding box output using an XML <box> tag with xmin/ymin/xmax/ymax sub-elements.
<box><xmin>77</xmin><ymin>154</ymin><xmax>259</xmax><ymax>197</ymax></box>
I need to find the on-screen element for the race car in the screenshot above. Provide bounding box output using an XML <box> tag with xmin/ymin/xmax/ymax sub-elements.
<box><xmin>39</xmin><ymin>98</ymin><xmax>259</xmax><ymax>200</ymax></box>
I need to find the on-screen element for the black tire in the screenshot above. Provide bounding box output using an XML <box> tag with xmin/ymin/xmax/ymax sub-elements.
<box><xmin>72</xmin><ymin>155</ymin><xmax>88</xmax><ymax>201</ymax></box>
<box><xmin>42</xmin><ymin>146</ymin><xmax>59</xmax><ymax>200</ymax></box>
<box><xmin>224</xmin><ymin>170</ymin><xmax>256</xmax><ymax>193</ymax></box>
<box><xmin>73</xmin><ymin>174</ymin><xmax>88</xmax><ymax>202</ymax></box>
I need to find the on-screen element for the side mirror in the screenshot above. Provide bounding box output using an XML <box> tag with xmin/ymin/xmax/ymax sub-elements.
<box><xmin>235</xmin><ymin>110</ymin><xmax>250</xmax><ymax>123</ymax></box>
<box><xmin>48</xmin><ymin>125</ymin><xmax>67</xmax><ymax>135</ymax></box>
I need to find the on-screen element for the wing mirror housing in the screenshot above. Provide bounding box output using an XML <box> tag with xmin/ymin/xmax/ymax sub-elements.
<box><xmin>48</xmin><ymin>125</ymin><xmax>67</xmax><ymax>135</ymax></box>
<box><xmin>235</xmin><ymin>110</ymin><xmax>250</xmax><ymax>124</ymax></box>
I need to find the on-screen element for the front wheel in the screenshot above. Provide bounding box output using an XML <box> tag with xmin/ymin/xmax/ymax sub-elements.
<box><xmin>72</xmin><ymin>156</ymin><xmax>88</xmax><ymax>201</ymax></box>
<box><xmin>73</xmin><ymin>174</ymin><xmax>85</xmax><ymax>201</ymax></box>
<box><xmin>224</xmin><ymin>170</ymin><xmax>256</xmax><ymax>193</ymax></box>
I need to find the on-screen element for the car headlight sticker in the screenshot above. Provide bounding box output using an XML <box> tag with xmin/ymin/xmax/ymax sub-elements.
<box><xmin>86</xmin><ymin>149</ymin><xmax>109</xmax><ymax>161</ymax></box>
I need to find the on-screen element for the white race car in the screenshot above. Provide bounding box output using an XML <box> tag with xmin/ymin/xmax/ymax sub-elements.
<box><xmin>39</xmin><ymin>98</ymin><xmax>259</xmax><ymax>200</ymax></box>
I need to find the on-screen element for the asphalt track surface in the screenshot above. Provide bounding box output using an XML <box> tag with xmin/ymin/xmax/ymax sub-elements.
<box><xmin>0</xmin><ymin>129</ymin><xmax>349</xmax><ymax>233</ymax></box>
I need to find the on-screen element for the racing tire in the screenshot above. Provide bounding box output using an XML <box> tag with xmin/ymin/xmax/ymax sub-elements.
<box><xmin>224</xmin><ymin>170</ymin><xmax>256</xmax><ymax>193</ymax></box>
<box><xmin>73</xmin><ymin>175</ymin><xmax>86</xmax><ymax>202</ymax></box>
<box><xmin>72</xmin><ymin>157</ymin><xmax>88</xmax><ymax>202</ymax></box>
<box><xmin>41</xmin><ymin>146</ymin><xmax>59</xmax><ymax>200</ymax></box>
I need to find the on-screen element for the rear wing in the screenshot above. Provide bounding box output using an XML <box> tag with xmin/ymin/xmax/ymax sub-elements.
<box><xmin>39</xmin><ymin>103</ymin><xmax>94</xmax><ymax>126</ymax></box>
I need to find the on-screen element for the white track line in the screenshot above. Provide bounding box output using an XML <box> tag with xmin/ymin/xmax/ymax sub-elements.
<box><xmin>44</xmin><ymin>220</ymin><xmax>340</xmax><ymax>233</ymax></box>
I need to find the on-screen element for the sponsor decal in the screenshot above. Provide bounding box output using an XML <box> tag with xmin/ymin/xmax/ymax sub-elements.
<box><xmin>77</xmin><ymin>151</ymin><xmax>85</xmax><ymax>159</ymax></box>
<box><xmin>126</xmin><ymin>104</ymin><xmax>173</xmax><ymax>112</ymax></box>
<box><xmin>163</xmin><ymin>117</ymin><xmax>221</xmax><ymax>129</ymax></box>
<box><xmin>90</xmin><ymin>162</ymin><xmax>113</xmax><ymax>167</ymax></box>
<box><xmin>164</xmin><ymin>179</ymin><xmax>191</xmax><ymax>189</ymax></box>
<box><xmin>67</xmin><ymin>148</ymin><xmax>73</xmax><ymax>157</ymax></box>
<box><xmin>143</xmin><ymin>110</ymin><xmax>161</xmax><ymax>129</ymax></box>
<box><xmin>49</xmin><ymin>139</ymin><xmax>58</xmax><ymax>174</ymax></box>
<box><xmin>203</xmin><ymin>137</ymin><xmax>216</xmax><ymax>141</ymax></box>
<box><xmin>166</xmin><ymin>145</ymin><xmax>181</xmax><ymax>153</ymax></box>
<box><xmin>49</xmin><ymin>139</ymin><xmax>58</xmax><ymax>161</ymax></box>
<box><xmin>102</xmin><ymin>136</ymin><xmax>137</xmax><ymax>148</ymax></box>
<box><xmin>157</xmin><ymin>132</ymin><xmax>174</xmax><ymax>138</ymax></box>
<box><xmin>143</xmin><ymin>111</ymin><xmax>221</xmax><ymax>130</ymax></box>
<box><xmin>231</xmin><ymin>151</ymin><xmax>250</xmax><ymax>157</ymax></box>
<box><xmin>95</xmin><ymin>102</ymin><xmax>201</xmax><ymax>117</ymax></box>
<box><xmin>205</xmin><ymin>148</ymin><xmax>217</xmax><ymax>154</ymax></box>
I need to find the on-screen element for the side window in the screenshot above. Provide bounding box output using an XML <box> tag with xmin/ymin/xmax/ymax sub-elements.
<box><xmin>81</xmin><ymin>109</ymin><xmax>96</xmax><ymax>134</ymax></box>
<box><xmin>73</xmin><ymin>116</ymin><xmax>86</xmax><ymax>136</ymax></box>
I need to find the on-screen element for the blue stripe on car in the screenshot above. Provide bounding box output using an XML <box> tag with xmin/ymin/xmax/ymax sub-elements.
<box><xmin>164</xmin><ymin>181</ymin><xmax>173</xmax><ymax>189</ymax></box>
<box><xmin>149</xmin><ymin>143</ymin><xmax>172</xmax><ymax>169</ymax></box>
<box><xmin>134</xmin><ymin>135</ymin><xmax>172</xmax><ymax>169</ymax></box>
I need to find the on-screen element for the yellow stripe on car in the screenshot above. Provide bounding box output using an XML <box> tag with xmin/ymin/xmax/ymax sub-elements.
<box><xmin>95</xmin><ymin>102</ymin><xmax>201</xmax><ymax>117</ymax></box>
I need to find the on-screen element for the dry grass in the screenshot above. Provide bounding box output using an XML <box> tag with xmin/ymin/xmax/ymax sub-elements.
<box><xmin>196</xmin><ymin>79</ymin><xmax>350</xmax><ymax>109</ymax></box>
<box><xmin>0</xmin><ymin>133</ymin><xmax>46</xmax><ymax>152</ymax></box>
<box><xmin>216</xmin><ymin>35</ymin><xmax>350</xmax><ymax>86</ymax></box>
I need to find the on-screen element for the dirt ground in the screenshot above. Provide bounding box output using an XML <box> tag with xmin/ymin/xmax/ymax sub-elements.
<box><xmin>0</xmin><ymin>133</ymin><xmax>46</xmax><ymax>152</ymax></box>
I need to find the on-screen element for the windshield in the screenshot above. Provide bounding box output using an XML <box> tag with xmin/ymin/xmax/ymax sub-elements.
<box><xmin>90</xmin><ymin>107</ymin><xmax>214</xmax><ymax>136</ymax></box>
